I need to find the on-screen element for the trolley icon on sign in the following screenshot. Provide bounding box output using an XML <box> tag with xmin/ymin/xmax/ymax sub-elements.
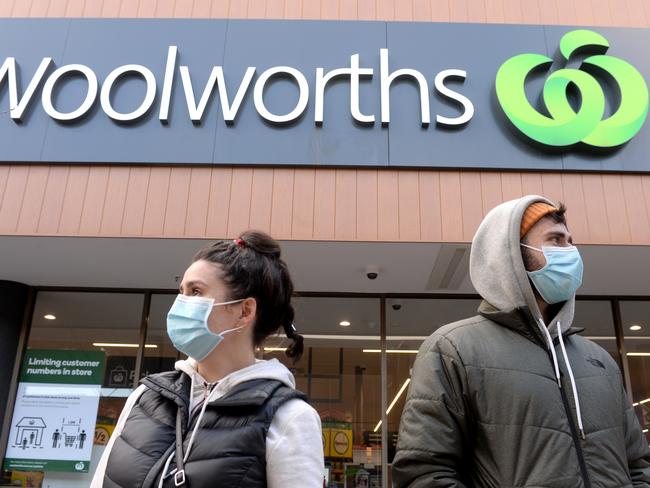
<box><xmin>51</xmin><ymin>418</ymin><xmax>87</xmax><ymax>450</ymax></box>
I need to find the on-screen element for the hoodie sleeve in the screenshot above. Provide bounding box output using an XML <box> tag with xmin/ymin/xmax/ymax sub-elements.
<box><xmin>623</xmin><ymin>383</ymin><xmax>650</xmax><ymax>486</ymax></box>
<box><xmin>392</xmin><ymin>333</ymin><xmax>472</xmax><ymax>488</ymax></box>
<box><xmin>266</xmin><ymin>398</ymin><xmax>324</xmax><ymax>488</ymax></box>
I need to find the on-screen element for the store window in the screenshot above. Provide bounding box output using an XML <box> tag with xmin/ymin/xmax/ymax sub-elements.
<box><xmin>385</xmin><ymin>298</ymin><xmax>481</xmax><ymax>477</ymax></box>
<box><xmin>621</xmin><ymin>301</ymin><xmax>650</xmax><ymax>442</ymax></box>
<box><xmin>143</xmin><ymin>294</ymin><xmax>181</xmax><ymax>377</ymax></box>
<box><xmin>2</xmin><ymin>292</ymin><xmax>144</xmax><ymax>488</ymax></box>
<box><xmin>573</xmin><ymin>300</ymin><xmax>620</xmax><ymax>366</ymax></box>
<box><xmin>263</xmin><ymin>297</ymin><xmax>382</xmax><ymax>488</ymax></box>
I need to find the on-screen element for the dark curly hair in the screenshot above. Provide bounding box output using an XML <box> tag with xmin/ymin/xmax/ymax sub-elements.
<box><xmin>192</xmin><ymin>230</ymin><xmax>304</xmax><ymax>362</ymax></box>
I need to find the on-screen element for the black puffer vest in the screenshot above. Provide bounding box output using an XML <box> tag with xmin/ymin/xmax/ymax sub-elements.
<box><xmin>103</xmin><ymin>370</ymin><xmax>307</xmax><ymax>488</ymax></box>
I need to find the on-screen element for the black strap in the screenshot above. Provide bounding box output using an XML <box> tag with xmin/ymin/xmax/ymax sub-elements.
<box><xmin>173</xmin><ymin>408</ymin><xmax>186</xmax><ymax>486</ymax></box>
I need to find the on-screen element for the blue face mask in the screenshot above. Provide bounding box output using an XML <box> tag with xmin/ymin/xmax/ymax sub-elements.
<box><xmin>520</xmin><ymin>243</ymin><xmax>584</xmax><ymax>304</ymax></box>
<box><xmin>166</xmin><ymin>294</ymin><xmax>246</xmax><ymax>361</ymax></box>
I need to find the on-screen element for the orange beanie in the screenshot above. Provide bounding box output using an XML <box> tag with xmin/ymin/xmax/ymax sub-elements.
<box><xmin>520</xmin><ymin>202</ymin><xmax>558</xmax><ymax>238</ymax></box>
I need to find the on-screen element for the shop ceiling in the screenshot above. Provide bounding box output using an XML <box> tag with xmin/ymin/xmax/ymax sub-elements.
<box><xmin>0</xmin><ymin>235</ymin><xmax>648</xmax><ymax>296</ymax></box>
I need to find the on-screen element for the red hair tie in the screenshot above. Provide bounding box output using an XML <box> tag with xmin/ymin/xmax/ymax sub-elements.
<box><xmin>234</xmin><ymin>238</ymin><xmax>246</xmax><ymax>247</ymax></box>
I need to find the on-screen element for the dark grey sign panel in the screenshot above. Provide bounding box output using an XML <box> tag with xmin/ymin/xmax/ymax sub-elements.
<box><xmin>0</xmin><ymin>19</ymin><xmax>649</xmax><ymax>171</ymax></box>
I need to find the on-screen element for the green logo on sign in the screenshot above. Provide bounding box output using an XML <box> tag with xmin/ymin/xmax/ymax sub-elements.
<box><xmin>495</xmin><ymin>29</ymin><xmax>648</xmax><ymax>147</ymax></box>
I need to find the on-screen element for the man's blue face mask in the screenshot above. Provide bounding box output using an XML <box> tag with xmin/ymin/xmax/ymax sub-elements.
<box><xmin>166</xmin><ymin>294</ymin><xmax>246</xmax><ymax>361</ymax></box>
<box><xmin>520</xmin><ymin>243</ymin><xmax>584</xmax><ymax>304</ymax></box>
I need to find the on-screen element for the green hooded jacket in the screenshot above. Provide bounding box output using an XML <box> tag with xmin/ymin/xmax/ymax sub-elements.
<box><xmin>392</xmin><ymin>195</ymin><xmax>650</xmax><ymax>488</ymax></box>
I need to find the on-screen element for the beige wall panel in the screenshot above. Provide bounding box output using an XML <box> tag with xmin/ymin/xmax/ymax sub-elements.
<box><xmin>377</xmin><ymin>170</ymin><xmax>399</xmax><ymax>240</ymax></box>
<box><xmin>0</xmin><ymin>164</ymin><xmax>648</xmax><ymax>244</ymax></box>
<box><xmin>37</xmin><ymin>166</ymin><xmax>70</xmax><ymax>234</ymax></box>
<box><xmin>418</xmin><ymin>170</ymin><xmax>442</xmax><ymax>241</ymax></box>
<box><xmin>398</xmin><ymin>170</ymin><xmax>421</xmax><ymax>241</ymax></box>
<box><xmin>142</xmin><ymin>166</ymin><xmax>171</xmax><ymax>235</ymax></box>
<box><xmin>0</xmin><ymin>167</ymin><xmax>10</xmax><ymax>212</ymax></box>
<box><xmin>226</xmin><ymin>167</ymin><xmax>254</xmax><ymax>237</ymax></box>
<box><xmin>163</xmin><ymin>167</ymin><xmax>192</xmax><ymax>236</ymax></box>
<box><xmin>0</xmin><ymin>166</ymin><xmax>29</xmax><ymax>234</ymax></box>
<box><xmin>333</xmin><ymin>169</ymin><xmax>357</xmax><ymax>239</ymax></box>
<box><xmin>540</xmin><ymin>173</ymin><xmax>565</xmax><ymax>205</ymax></box>
<box><xmin>121</xmin><ymin>167</ymin><xmax>151</xmax><ymax>235</ymax></box>
<box><xmin>601</xmin><ymin>175</ymin><xmax>633</xmax><ymax>244</ymax></box>
<box><xmin>580</xmin><ymin>174</ymin><xmax>611</xmax><ymax>244</ymax></box>
<box><xmin>500</xmin><ymin>172</ymin><xmax>523</xmax><ymax>201</ymax></box>
<box><xmin>248</xmin><ymin>168</ymin><xmax>274</xmax><ymax>233</ymax></box>
<box><xmin>292</xmin><ymin>169</ymin><xmax>316</xmax><ymax>239</ymax></box>
<box><xmin>65</xmin><ymin>0</ymin><xmax>84</xmax><ymax>16</ymax></box>
<box><xmin>459</xmin><ymin>171</ymin><xmax>483</xmax><ymax>241</ymax></box>
<box><xmin>479</xmin><ymin>172</ymin><xmax>503</xmax><ymax>216</ymax></box>
<box><xmin>356</xmin><ymin>170</ymin><xmax>379</xmax><ymax>241</ymax></box>
<box><xmin>99</xmin><ymin>167</ymin><xmax>130</xmax><ymax>236</ymax></box>
<box><xmin>269</xmin><ymin>168</ymin><xmax>294</xmax><ymax>238</ymax></box>
<box><xmin>376</xmin><ymin>0</ymin><xmax>395</xmax><ymax>21</ymax></box>
<box><xmin>47</xmin><ymin>0</ymin><xmax>69</xmax><ymax>16</ymax></box>
<box><xmin>313</xmin><ymin>169</ymin><xmax>336</xmax><ymax>239</ymax></box>
<box><xmin>16</xmin><ymin>166</ymin><xmax>49</xmax><ymax>234</ymax></box>
<box><xmin>58</xmin><ymin>166</ymin><xmax>90</xmax><ymax>234</ymax></box>
<box><xmin>560</xmin><ymin>174</ymin><xmax>590</xmax><ymax>244</ymax></box>
<box><xmin>205</xmin><ymin>167</ymin><xmax>232</xmax><ymax>237</ymax></box>
<box><xmin>183</xmin><ymin>167</ymin><xmax>212</xmax><ymax>236</ymax></box>
<box><xmin>621</xmin><ymin>175</ymin><xmax>650</xmax><ymax>245</ymax></box>
<box><xmin>521</xmin><ymin>173</ymin><xmax>543</xmax><ymax>198</ymax></box>
<box><xmin>78</xmin><ymin>166</ymin><xmax>109</xmax><ymax>235</ymax></box>
<box><xmin>438</xmin><ymin>171</ymin><xmax>463</xmax><ymax>242</ymax></box>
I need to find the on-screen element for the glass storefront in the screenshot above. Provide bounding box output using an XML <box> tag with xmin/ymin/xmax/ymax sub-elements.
<box><xmin>2</xmin><ymin>291</ymin><xmax>648</xmax><ymax>488</ymax></box>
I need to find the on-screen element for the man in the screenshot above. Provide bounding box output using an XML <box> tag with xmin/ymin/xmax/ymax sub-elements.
<box><xmin>392</xmin><ymin>195</ymin><xmax>650</xmax><ymax>487</ymax></box>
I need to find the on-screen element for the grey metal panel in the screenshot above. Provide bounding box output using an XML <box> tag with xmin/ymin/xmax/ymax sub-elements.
<box><xmin>0</xmin><ymin>19</ymin><xmax>70</xmax><ymax>162</ymax></box>
<box><xmin>1</xmin><ymin>19</ymin><xmax>650</xmax><ymax>172</ymax></box>
<box><xmin>213</xmin><ymin>19</ymin><xmax>387</xmax><ymax>166</ymax></box>
<box><xmin>40</xmin><ymin>19</ymin><xmax>227</xmax><ymax>164</ymax></box>
<box><xmin>386</xmin><ymin>22</ymin><xmax>561</xmax><ymax>170</ymax></box>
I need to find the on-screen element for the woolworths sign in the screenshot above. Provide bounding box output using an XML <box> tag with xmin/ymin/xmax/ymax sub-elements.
<box><xmin>0</xmin><ymin>19</ymin><xmax>649</xmax><ymax>172</ymax></box>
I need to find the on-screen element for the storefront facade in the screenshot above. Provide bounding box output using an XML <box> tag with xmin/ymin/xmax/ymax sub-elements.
<box><xmin>1</xmin><ymin>1</ymin><xmax>650</xmax><ymax>487</ymax></box>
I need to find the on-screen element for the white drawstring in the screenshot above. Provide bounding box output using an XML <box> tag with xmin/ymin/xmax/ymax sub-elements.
<box><xmin>158</xmin><ymin>388</ymin><xmax>214</xmax><ymax>487</ymax></box>
<box><xmin>158</xmin><ymin>450</ymin><xmax>176</xmax><ymax>488</ymax></box>
<box><xmin>183</xmin><ymin>391</ymin><xmax>211</xmax><ymax>463</ymax></box>
<box><xmin>538</xmin><ymin>318</ymin><xmax>562</xmax><ymax>388</ymax></box>
<box><xmin>557</xmin><ymin>321</ymin><xmax>585</xmax><ymax>440</ymax></box>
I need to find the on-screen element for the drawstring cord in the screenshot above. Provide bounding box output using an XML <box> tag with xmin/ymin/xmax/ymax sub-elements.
<box><xmin>538</xmin><ymin>317</ymin><xmax>585</xmax><ymax>440</ymax></box>
<box><xmin>158</xmin><ymin>386</ymin><xmax>214</xmax><ymax>486</ymax></box>
<box><xmin>557</xmin><ymin>321</ymin><xmax>585</xmax><ymax>440</ymax></box>
<box><xmin>538</xmin><ymin>318</ymin><xmax>562</xmax><ymax>388</ymax></box>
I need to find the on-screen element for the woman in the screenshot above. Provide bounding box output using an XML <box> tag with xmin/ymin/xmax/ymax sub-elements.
<box><xmin>91</xmin><ymin>231</ymin><xmax>324</xmax><ymax>488</ymax></box>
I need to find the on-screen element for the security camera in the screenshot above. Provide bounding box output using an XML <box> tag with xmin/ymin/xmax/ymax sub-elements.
<box><xmin>391</xmin><ymin>300</ymin><xmax>403</xmax><ymax>311</ymax></box>
<box><xmin>365</xmin><ymin>265</ymin><xmax>379</xmax><ymax>280</ymax></box>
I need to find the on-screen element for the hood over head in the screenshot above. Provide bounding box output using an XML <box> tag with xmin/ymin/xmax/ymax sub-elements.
<box><xmin>469</xmin><ymin>194</ymin><xmax>575</xmax><ymax>340</ymax></box>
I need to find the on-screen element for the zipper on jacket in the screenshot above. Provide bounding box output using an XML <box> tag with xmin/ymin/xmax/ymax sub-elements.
<box><xmin>557</xmin><ymin>370</ymin><xmax>592</xmax><ymax>488</ymax></box>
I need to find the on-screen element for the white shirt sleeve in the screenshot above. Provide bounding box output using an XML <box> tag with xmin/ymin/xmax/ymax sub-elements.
<box><xmin>89</xmin><ymin>385</ymin><xmax>147</xmax><ymax>488</ymax></box>
<box><xmin>266</xmin><ymin>399</ymin><xmax>324</xmax><ymax>488</ymax></box>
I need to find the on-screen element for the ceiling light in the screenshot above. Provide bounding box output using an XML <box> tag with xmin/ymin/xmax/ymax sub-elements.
<box><xmin>264</xmin><ymin>347</ymin><xmax>286</xmax><ymax>352</ymax></box>
<box><xmin>627</xmin><ymin>353</ymin><xmax>650</xmax><ymax>357</ymax></box>
<box><xmin>630</xmin><ymin>325</ymin><xmax>643</xmax><ymax>331</ymax></box>
<box><xmin>339</xmin><ymin>321</ymin><xmax>351</xmax><ymax>327</ymax></box>
<box><xmin>93</xmin><ymin>342</ymin><xmax>157</xmax><ymax>348</ymax></box>
<box><xmin>44</xmin><ymin>314</ymin><xmax>56</xmax><ymax>320</ymax></box>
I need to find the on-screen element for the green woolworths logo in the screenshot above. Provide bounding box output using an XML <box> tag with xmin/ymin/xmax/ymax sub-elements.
<box><xmin>495</xmin><ymin>29</ymin><xmax>649</xmax><ymax>147</ymax></box>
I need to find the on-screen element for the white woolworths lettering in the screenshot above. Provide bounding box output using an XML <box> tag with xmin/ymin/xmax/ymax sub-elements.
<box><xmin>42</xmin><ymin>64</ymin><xmax>98</xmax><ymax>121</ymax></box>
<box><xmin>101</xmin><ymin>64</ymin><xmax>157</xmax><ymax>121</ymax></box>
<box><xmin>0</xmin><ymin>46</ymin><xmax>475</xmax><ymax>126</ymax></box>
